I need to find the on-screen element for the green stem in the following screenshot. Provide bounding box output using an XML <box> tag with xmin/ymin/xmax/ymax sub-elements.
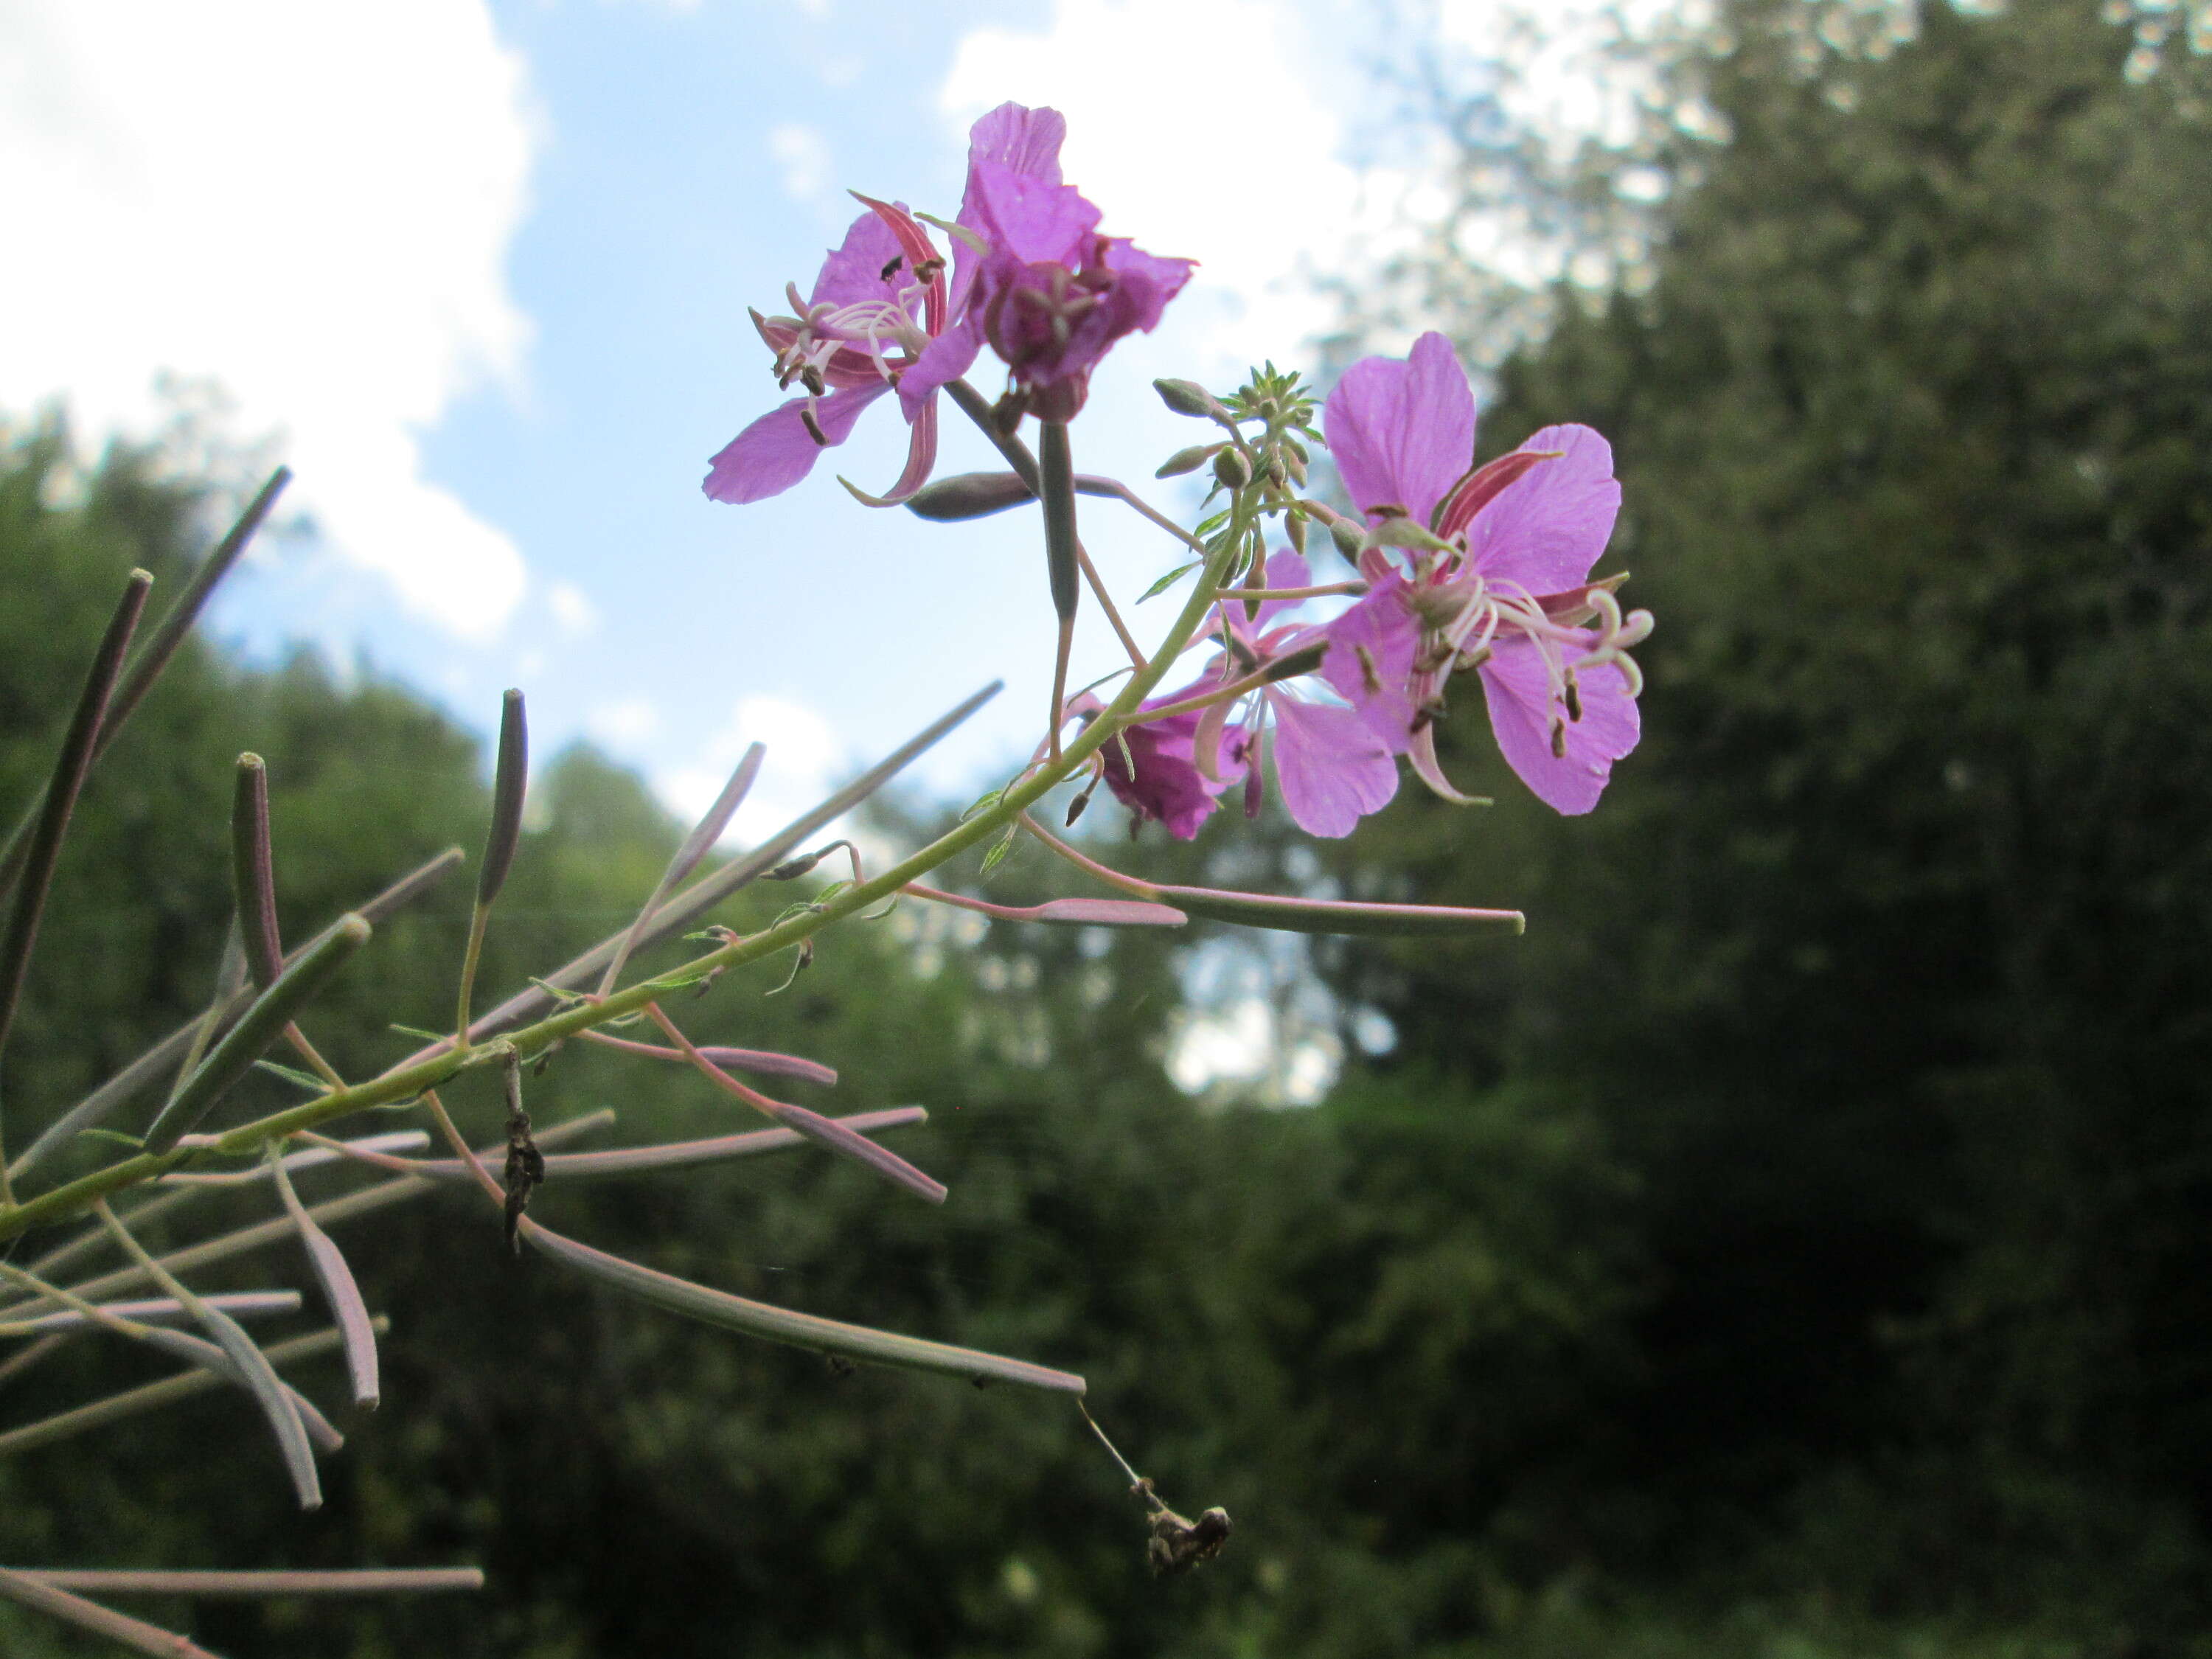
<box><xmin>0</xmin><ymin>485</ymin><xmax>1262</xmax><ymax>1246</ymax></box>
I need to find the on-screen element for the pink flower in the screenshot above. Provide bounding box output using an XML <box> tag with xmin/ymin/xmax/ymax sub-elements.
<box><xmin>1095</xmin><ymin>698</ymin><xmax>1244</xmax><ymax>840</ymax></box>
<box><xmin>900</xmin><ymin>106</ymin><xmax>1194</xmax><ymax>424</ymax></box>
<box><xmin>1102</xmin><ymin>552</ymin><xmax>1399</xmax><ymax>841</ymax></box>
<box><xmin>705</xmin><ymin>104</ymin><xmax>1083</xmax><ymax>507</ymax></box>
<box><xmin>1318</xmin><ymin>333</ymin><xmax>1652</xmax><ymax>815</ymax></box>
<box><xmin>703</xmin><ymin>198</ymin><xmax>947</xmax><ymax>506</ymax></box>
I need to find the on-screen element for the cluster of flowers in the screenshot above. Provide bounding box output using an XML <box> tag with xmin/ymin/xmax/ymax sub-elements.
<box><xmin>707</xmin><ymin>102</ymin><xmax>1651</xmax><ymax>837</ymax></box>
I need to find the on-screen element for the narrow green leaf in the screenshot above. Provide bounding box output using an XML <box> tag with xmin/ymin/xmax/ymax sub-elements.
<box><xmin>445</xmin><ymin>681</ymin><xmax>1002</xmax><ymax>1053</ymax></box>
<box><xmin>1149</xmin><ymin>884</ymin><xmax>1526</xmax><ymax>938</ymax></box>
<box><xmin>143</xmin><ymin>915</ymin><xmax>372</xmax><ymax>1155</ymax></box>
<box><xmin>598</xmin><ymin>742</ymin><xmax>763</xmax><ymax>996</ymax></box>
<box><xmin>523</xmin><ymin>1220</ymin><xmax>1085</xmax><ymax>1393</ymax></box>
<box><xmin>252</xmin><ymin>1060</ymin><xmax>333</xmax><ymax>1096</ymax></box>
<box><xmin>7</xmin><ymin>847</ymin><xmax>462</xmax><ymax>1183</ymax></box>
<box><xmin>270</xmin><ymin>1152</ymin><xmax>378</xmax><ymax>1408</ymax></box>
<box><xmin>0</xmin><ymin>569</ymin><xmax>152</xmax><ymax>1090</ymax></box>
<box><xmin>0</xmin><ymin>1321</ymin><xmax>373</xmax><ymax>1463</ymax></box>
<box><xmin>1137</xmin><ymin>562</ymin><xmax>1203</xmax><ymax>602</ymax></box>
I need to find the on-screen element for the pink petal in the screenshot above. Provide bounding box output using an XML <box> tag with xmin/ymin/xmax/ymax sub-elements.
<box><xmin>1098</xmin><ymin>237</ymin><xmax>1196</xmax><ymax>333</ymax></box>
<box><xmin>844</xmin><ymin>393</ymin><xmax>939</xmax><ymax>507</ymax></box>
<box><xmin>1478</xmin><ymin>636</ymin><xmax>1639</xmax><ymax>815</ymax></box>
<box><xmin>1318</xmin><ymin>577</ymin><xmax>1420</xmax><ymax>754</ymax></box>
<box><xmin>969</xmin><ymin>161</ymin><xmax>1100</xmax><ymax>265</ymax></box>
<box><xmin>809</xmin><ymin>209</ymin><xmax>911</xmax><ymax>312</ymax></box>
<box><xmin>966</xmin><ymin>102</ymin><xmax>1066</xmax><ymax>185</ymax></box>
<box><xmin>1269</xmin><ymin>695</ymin><xmax>1399</xmax><ymax>838</ymax></box>
<box><xmin>1322</xmin><ymin>331</ymin><xmax>1476</xmax><ymax>526</ymax></box>
<box><xmin>1464</xmin><ymin>423</ymin><xmax>1621</xmax><ymax>597</ymax></box>
<box><xmin>898</xmin><ymin>316</ymin><xmax>981</xmax><ymax>420</ymax></box>
<box><xmin>954</xmin><ymin>104</ymin><xmax>1070</xmax><ymax>314</ymax></box>
<box><xmin>703</xmin><ymin>380</ymin><xmax>893</xmax><ymax>505</ymax></box>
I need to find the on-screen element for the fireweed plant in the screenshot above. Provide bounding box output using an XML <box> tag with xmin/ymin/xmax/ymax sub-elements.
<box><xmin>0</xmin><ymin>101</ymin><xmax>1650</xmax><ymax>1649</ymax></box>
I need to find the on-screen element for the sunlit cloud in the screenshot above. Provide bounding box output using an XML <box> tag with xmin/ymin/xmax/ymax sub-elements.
<box><xmin>587</xmin><ymin>696</ymin><xmax>661</xmax><ymax>749</ymax></box>
<box><xmin>658</xmin><ymin>693</ymin><xmax>846</xmax><ymax>845</ymax></box>
<box><xmin>768</xmin><ymin>122</ymin><xmax>833</xmax><ymax>203</ymax></box>
<box><xmin>548</xmin><ymin>580</ymin><xmax>600</xmax><ymax>638</ymax></box>
<box><xmin>0</xmin><ymin>1</ymin><xmax>540</xmax><ymax>640</ymax></box>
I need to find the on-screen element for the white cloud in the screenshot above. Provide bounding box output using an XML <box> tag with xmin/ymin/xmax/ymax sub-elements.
<box><xmin>658</xmin><ymin>693</ymin><xmax>846</xmax><ymax>845</ymax></box>
<box><xmin>586</xmin><ymin>695</ymin><xmax>661</xmax><ymax>748</ymax></box>
<box><xmin>548</xmin><ymin>579</ymin><xmax>599</xmax><ymax>637</ymax></box>
<box><xmin>767</xmin><ymin>122</ymin><xmax>832</xmax><ymax>204</ymax></box>
<box><xmin>0</xmin><ymin>1</ymin><xmax>540</xmax><ymax>639</ymax></box>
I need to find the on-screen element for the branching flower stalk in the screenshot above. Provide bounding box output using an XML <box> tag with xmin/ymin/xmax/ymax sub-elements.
<box><xmin>0</xmin><ymin>97</ymin><xmax>1657</xmax><ymax>1641</ymax></box>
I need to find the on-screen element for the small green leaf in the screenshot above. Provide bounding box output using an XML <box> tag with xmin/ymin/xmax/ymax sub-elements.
<box><xmin>958</xmin><ymin>784</ymin><xmax>1006</xmax><ymax>822</ymax></box>
<box><xmin>253</xmin><ymin>1060</ymin><xmax>333</xmax><ymax>1096</ymax></box>
<box><xmin>76</xmin><ymin>1127</ymin><xmax>145</xmax><ymax>1150</ymax></box>
<box><xmin>1137</xmin><ymin>562</ymin><xmax>1203</xmax><ymax>602</ymax></box>
<box><xmin>979</xmin><ymin>821</ymin><xmax>1020</xmax><ymax>876</ymax></box>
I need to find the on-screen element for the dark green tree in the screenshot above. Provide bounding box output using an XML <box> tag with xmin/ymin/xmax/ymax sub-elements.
<box><xmin>1326</xmin><ymin>0</ymin><xmax>2212</xmax><ymax>1629</ymax></box>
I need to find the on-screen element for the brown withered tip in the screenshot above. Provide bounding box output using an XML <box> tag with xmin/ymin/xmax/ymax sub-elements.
<box><xmin>1133</xmin><ymin>1479</ymin><xmax>1231</xmax><ymax>1576</ymax></box>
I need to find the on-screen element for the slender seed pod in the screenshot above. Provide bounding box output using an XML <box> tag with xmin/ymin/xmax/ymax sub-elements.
<box><xmin>231</xmin><ymin>755</ymin><xmax>284</xmax><ymax>990</ymax></box>
<box><xmin>478</xmin><ymin>689</ymin><xmax>528</xmax><ymax>909</ymax></box>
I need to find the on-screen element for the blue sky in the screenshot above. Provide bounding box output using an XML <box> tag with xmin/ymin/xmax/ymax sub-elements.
<box><xmin>4</xmin><ymin>0</ymin><xmax>1481</xmax><ymax>838</ymax></box>
<box><xmin>1</xmin><ymin>0</ymin><xmax>1639</xmax><ymax>1096</ymax></box>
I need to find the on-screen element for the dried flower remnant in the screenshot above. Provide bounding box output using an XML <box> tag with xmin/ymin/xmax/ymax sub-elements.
<box><xmin>1138</xmin><ymin>1481</ymin><xmax>1234</xmax><ymax>1577</ymax></box>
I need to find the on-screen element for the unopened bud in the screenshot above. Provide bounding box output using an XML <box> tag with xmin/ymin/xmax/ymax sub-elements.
<box><xmin>1066</xmin><ymin>771</ymin><xmax>1103</xmax><ymax>826</ymax></box>
<box><xmin>1155</xmin><ymin>443</ymin><xmax>1221</xmax><ymax>479</ymax></box>
<box><xmin>1211</xmin><ymin>447</ymin><xmax>1252</xmax><ymax>490</ymax></box>
<box><xmin>1153</xmin><ymin>378</ymin><xmax>1230</xmax><ymax>421</ymax></box>
<box><xmin>765</xmin><ymin>846</ymin><xmax>832</xmax><ymax>881</ymax></box>
<box><xmin>906</xmin><ymin>471</ymin><xmax>1037</xmax><ymax>521</ymax></box>
<box><xmin>1328</xmin><ymin>517</ymin><xmax>1364</xmax><ymax>559</ymax></box>
<box><xmin>1284</xmin><ymin>511</ymin><xmax>1307</xmax><ymax>556</ymax></box>
<box><xmin>1257</xmin><ymin>641</ymin><xmax>1329</xmax><ymax>684</ymax></box>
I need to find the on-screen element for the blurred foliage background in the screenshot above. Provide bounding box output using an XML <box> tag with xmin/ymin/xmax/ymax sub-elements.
<box><xmin>3</xmin><ymin>0</ymin><xmax>2211</xmax><ymax>1652</ymax></box>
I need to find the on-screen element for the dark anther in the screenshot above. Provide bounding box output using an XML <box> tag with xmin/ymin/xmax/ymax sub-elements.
<box><xmin>799</xmin><ymin>406</ymin><xmax>830</xmax><ymax>447</ymax></box>
<box><xmin>1356</xmin><ymin>643</ymin><xmax>1384</xmax><ymax>695</ymax></box>
<box><xmin>879</xmin><ymin>254</ymin><xmax>904</xmax><ymax>281</ymax></box>
<box><xmin>1563</xmin><ymin>671</ymin><xmax>1584</xmax><ymax>722</ymax></box>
